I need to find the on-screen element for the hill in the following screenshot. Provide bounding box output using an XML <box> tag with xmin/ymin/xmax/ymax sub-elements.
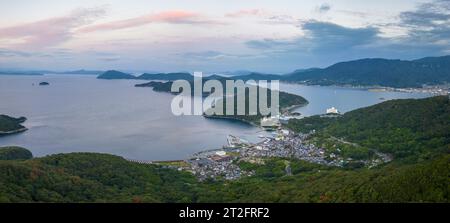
<box><xmin>284</xmin><ymin>55</ymin><xmax>450</xmax><ymax>88</ymax></box>
<box><xmin>0</xmin><ymin>147</ymin><xmax>33</xmax><ymax>160</ymax></box>
<box><xmin>0</xmin><ymin>150</ymin><xmax>447</xmax><ymax>202</ymax></box>
<box><xmin>0</xmin><ymin>152</ymin><xmax>197</xmax><ymax>202</ymax></box>
<box><xmin>286</xmin><ymin>96</ymin><xmax>450</xmax><ymax>161</ymax></box>
<box><xmin>97</xmin><ymin>70</ymin><xmax>136</xmax><ymax>79</ymax></box>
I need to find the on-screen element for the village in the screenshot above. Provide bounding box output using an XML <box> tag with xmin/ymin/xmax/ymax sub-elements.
<box><xmin>142</xmin><ymin>107</ymin><xmax>393</xmax><ymax>181</ymax></box>
<box><xmin>181</xmin><ymin>128</ymin><xmax>346</xmax><ymax>181</ymax></box>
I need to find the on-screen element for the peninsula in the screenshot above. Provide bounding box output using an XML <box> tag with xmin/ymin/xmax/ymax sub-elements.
<box><xmin>134</xmin><ymin>79</ymin><xmax>308</xmax><ymax>126</ymax></box>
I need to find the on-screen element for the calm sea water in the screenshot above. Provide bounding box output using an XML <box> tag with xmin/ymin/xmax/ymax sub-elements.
<box><xmin>0</xmin><ymin>75</ymin><xmax>430</xmax><ymax>160</ymax></box>
<box><xmin>278</xmin><ymin>83</ymin><xmax>431</xmax><ymax>116</ymax></box>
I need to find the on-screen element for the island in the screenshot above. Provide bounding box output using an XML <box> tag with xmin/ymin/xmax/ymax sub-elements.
<box><xmin>134</xmin><ymin>80</ymin><xmax>309</xmax><ymax>126</ymax></box>
<box><xmin>97</xmin><ymin>70</ymin><xmax>137</xmax><ymax>79</ymax></box>
<box><xmin>39</xmin><ymin>82</ymin><xmax>50</xmax><ymax>86</ymax></box>
<box><xmin>0</xmin><ymin>115</ymin><xmax>28</xmax><ymax>136</ymax></box>
<box><xmin>203</xmin><ymin>91</ymin><xmax>308</xmax><ymax>126</ymax></box>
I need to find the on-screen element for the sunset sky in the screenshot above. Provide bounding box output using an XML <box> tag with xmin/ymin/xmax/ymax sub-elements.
<box><xmin>0</xmin><ymin>0</ymin><xmax>449</xmax><ymax>73</ymax></box>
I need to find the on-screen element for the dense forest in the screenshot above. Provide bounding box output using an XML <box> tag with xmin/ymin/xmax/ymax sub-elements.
<box><xmin>0</xmin><ymin>146</ymin><xmax>33</xmax><ymax>160</ymax></box>
<box><xmin>0</xmin><ymin>96</ymin><xmax>448</xmax><ymax>202</ymax></box>
<box><xmin>0</xmin><ymin>148</ymin><xmax>447</xmax><ymax>202</ymax></box>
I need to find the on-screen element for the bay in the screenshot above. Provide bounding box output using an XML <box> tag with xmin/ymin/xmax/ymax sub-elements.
<box><xmin>0</xmin><ymin>75</ymin><xmax>430</xmax><ymax>160</ymax></box>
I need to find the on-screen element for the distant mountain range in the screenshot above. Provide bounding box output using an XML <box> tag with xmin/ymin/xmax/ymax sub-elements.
<box><xmin>283</xmin><ymin>55</ymin><xmax>450</xmax><ymax>88</ymax></box>
<box><xmin>0</xmin><ymin>69</ymin><xmax>103</xmax><ymax>76</ymax></box>
<box><xmin>0</xmin><ymin>71</ymin><xmax>43</xmax><ymax>76</ymax></box>
<box><xmin>99</xmin><ymin>55</ymin><xmax>450</xmax><ymax>88</ymax></box>
<box><xmin>138</xmin><ymin>72</ymin><xmax>193</xmax><ymax>80</ymax></box>
<box><xmin>56</xmin><ymin>69</ymin><xmax>104</xmax><ymax>75</ymax></box>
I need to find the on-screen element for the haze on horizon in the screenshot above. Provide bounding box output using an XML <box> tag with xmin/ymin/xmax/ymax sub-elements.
<box><xmin>0</xmin><ymin>0</ymin><xmax>449</xmax><ymax>73</ymax></box>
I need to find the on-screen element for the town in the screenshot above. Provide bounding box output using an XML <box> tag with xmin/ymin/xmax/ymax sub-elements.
<box><xmin>183</xmin><ymin>128</ymin><xmax>393</xmax><ymax>180</ymax></box>
<box><xmin>133</xmin><ymin>107</ymin><xmax>393</xmax><ymax>181</ymax></box>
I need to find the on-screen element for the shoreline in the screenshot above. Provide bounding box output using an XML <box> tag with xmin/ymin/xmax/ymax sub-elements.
<box><xmin>203</xmin><ymin>115</ymin><xmax>260</xmax><ymax>127</ymax></box>
<box><xmin>203</xmin><ymin>101</ymin><xmax>309</xmax><ymax>127</ymax></box>
<box><xmin>280</xmin><ymin>81</ymin><xmax>450</xmax><ymax>96</ymax></box>
<box><xmin>0</xmin><ymin>127</ymin><xmax>28</xmax><ymax>137</ymax></box>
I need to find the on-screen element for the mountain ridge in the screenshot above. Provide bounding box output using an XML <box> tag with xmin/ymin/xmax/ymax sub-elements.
<box><xmin>96</xmin><ymin>55</ymin><xmax>450</xmax><ymax>88</ymax></box>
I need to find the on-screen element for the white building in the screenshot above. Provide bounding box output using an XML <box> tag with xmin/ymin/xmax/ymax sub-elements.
<box><xmin>261</xmin><ymin>116</ymin><xmax>281</xmax><ymax>127</ymax></box>
<box><xmin>280</xmin><ymin>129</ymin><xmax>290</xmax><ymax>136</ymax></box>
<box><xmin>215</xmin><ymin>151</ymin><xmax>226</xmax><ymax>156</ymax></box>
<box><xmin>326</xmin><ymin>107</ymin><xmax>339</xmax><ymax>114</ymax></box>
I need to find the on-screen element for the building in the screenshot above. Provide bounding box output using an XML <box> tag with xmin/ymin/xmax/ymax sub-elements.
<box><xmin>215</xmin><ymin>150</ymin><xmax>226</xmax><ymax>156</ymax></box>
<box><xmin>280</xmin><ymin>129</ymin><xmax>290</xmax><ymax>136</ymax></box>
<box><xmin>261</xmin><ymin>116</ymin><xmax>281</xmax><ymax>127</ymax></box>
<box><xmin>326</xmin><ymin>107</ymin><xmax>339</xmax><ymax>114</ymax></box>
<box><xmin>210</xmin><ymin>155</ymin><xmax>233</xmax><ymax>162</ymax></box>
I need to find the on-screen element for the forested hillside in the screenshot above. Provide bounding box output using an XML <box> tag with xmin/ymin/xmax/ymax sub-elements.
<box><xmin>286</xmin><ymin>96</ymin><xmax>450</xmax><ymax>160</ymax></box>
<box><xmin>284</xmin><ymin>56</ymin><xmax>450</xmax><ymax>87</ymax></box>
<box><xmin>0</xmin><ymin>149</ymin><xmax>447</xmax><ymax>202</ymax></box>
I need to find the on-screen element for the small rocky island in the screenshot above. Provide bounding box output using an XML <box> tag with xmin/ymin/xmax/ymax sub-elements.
<box><xmin>0</xmin><ymin>115</ymin><xmax>28</xmax><ymax>136</ymax></box>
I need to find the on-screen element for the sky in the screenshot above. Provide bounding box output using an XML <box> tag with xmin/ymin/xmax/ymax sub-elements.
<box><xmin>0</xmin><ymin>0</ymin><xmax>449</xmax><ymax>73</ymax></box>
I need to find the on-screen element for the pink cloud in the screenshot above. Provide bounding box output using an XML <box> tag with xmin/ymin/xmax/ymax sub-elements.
<box><xmin>0</xmin><ymin>8</ymin><xmax>105</xmax><ymax>49</ymax></box>
<box><xmin>78</xmin><ymin>10</ymin><xmax>221</xmax><ymax>33</ymax></box>
<box><xmin>225</xmin><ymin>9</ymin><xmax>269</xmax><ymax>18</ymax></box>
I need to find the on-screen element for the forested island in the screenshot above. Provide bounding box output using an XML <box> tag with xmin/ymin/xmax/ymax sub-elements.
<box><xmin>134</xmin><ymin>79</ymin><xmax>308</xmax><ymax>125</ymax></box>
<box><xmin>0</xmin><ymin>96</ymin><xmax>448</xmax><ymax>202</ymax></box>
<box><xmin>97</xmin><ymin>70</ymin><xmax>137</xmax><ymax>79</ymax></box>
<box><xmin>0</xmin><ymin>115</ymin><xmax>27</xmax><ymax>136</ymax></box>
<box><xmin>203</xmin><ymin>91</ymin><xmax>307</xmax><ymax>125</ymax></box>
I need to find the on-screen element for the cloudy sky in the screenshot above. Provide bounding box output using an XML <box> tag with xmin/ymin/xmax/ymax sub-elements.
<box><xmin>0</xmin><ymin>0</ymin><xmax>449</xmax><ymax>73</ymax></box>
